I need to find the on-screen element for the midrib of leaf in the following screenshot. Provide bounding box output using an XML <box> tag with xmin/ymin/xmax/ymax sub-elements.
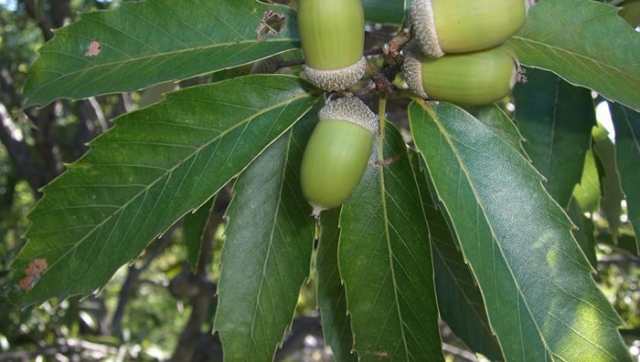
<box><xmin>36</xmin><ymin>92</ymin><xmax>311</xmax><ymax>280</ymax></box>
<box><xmin>511</xmin><ymin>36</ymin><xmax>640</xmax><ymax>85</ymax></box>
<box><xmin>421</xmin><ymin>105</ymin><xmax>555</xmax><ymax>358</ymax></box>
<box><xmin>28</xmin><ymin>38</ymin><xmax>291</xmax><ymax>99</ymax></box>
<box><xmin>378</xmin><ymin>142</ymin><xmax>411</xmax><ymax>360</ymax></box>
<box><xmin>249</xmin><ymin>133</ymin><xmax>291</xmax><ymax>342</ymax></box>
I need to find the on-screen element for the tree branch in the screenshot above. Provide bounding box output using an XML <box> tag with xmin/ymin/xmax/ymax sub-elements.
<box><xmin>0</xmin><ymin>102</ymin><xmax>45</xmax><ymax>192</ymax></box>
<box><xmin>0</xmin><ymin>337</ymin><xmax>120</xmax><ymax>362</ymax></box>
<box><xmin>24</xmin><ymin>0</ymin><xmax>54</xmax><ymax>41</ymax></box>
<box><xmin>72</xmin><ymin>98</ymin><xmax>107</xmax><ymax>159</ymax></box>
<box><xmin>25</xmin><ymin>104</ymin><xmax>63</xmax><ymax>183</ymax></box>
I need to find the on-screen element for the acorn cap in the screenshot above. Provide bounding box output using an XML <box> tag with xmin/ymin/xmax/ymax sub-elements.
<box><xmin>402</xmin><ymin>54</ymin><xmax>428</xmax><ymax>99</ymax></box>
<box><xmin>319</xmin><ymin>96</ymin><xmax>378</xmax><ymax>134</ymax></box>
<box><xmin>410</xmin><ymin>0</ymin><xmax>444</xmax><ymax>58</ymax></box>
<box><xmin>304</xmin><ymin>56</ymin><xmax>367</xmax><ymax>92</ymax></box>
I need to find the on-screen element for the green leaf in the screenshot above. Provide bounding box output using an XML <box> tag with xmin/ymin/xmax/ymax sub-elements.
<box><xmin>409</xmin><ymin>101</ymin><xmax>631</xmax><ymax>362</ymax></box>
<box><xmin>23</xmin><ymin>0</ymin><xmax>299</xmax><ymax>107</ymax></box>
<box><xmin>339</xmin><ymin>122</ymin><xmax>443</xmax><ymax>361</ymax></box>
<box><xmin>363</xmin><ymin>0</ymin><xmax>406</xmax><ymax>25</ymax></box>
<box><xmin>473</xmin><ymin>104</ymin><xmax>525</xmax><ymax>155</ymax></box>
<box><xmin>593</xmin><ymin>125</ymin><xmax>625</xmax><ymax>242</ymax></box>
<box><xmin>610</xmin><ymin>103</ymin><xmax>640</xmax><ymax>254</ymax></box>
<box><xmin>214</xmin><ymin>111</ymin><xmax>317</xmax><ymax>362</ymax></box>
<box><xmin>573</xmin><ymin>149</ymin><xmax>602</xmax><ymax>213</ymax></box>
<box><xmin>10</xmin><ymin>75</ymin><xmax>318</xmax><ymax>307</ymax></box>
<box><xmin>316</xmin><ymin>209</ymin><xmax>356</xmax><ymax>362</ymax></box>
<box><xmin>514</xmin><ymin>68</ymin><xmax>596</xmax><ymax>208</ymax></box>
<box><xmin>183</xmin><ymin>197</ymin><xmax>215</xmax><ymax>271</ymax></box>
<box><xmin>412</xmin><ymin>153</ymin><xmax>503</xmax><ymax>361</ymax></box>
<box><xmin>568</xmin><ymin>198</ymin><xmax>598</xmax><ymax>268</ymax></box>
<box><xmin>508</xmin><ymin>0</ymin><xmax>640</xmax><ymax>111</ymax></box>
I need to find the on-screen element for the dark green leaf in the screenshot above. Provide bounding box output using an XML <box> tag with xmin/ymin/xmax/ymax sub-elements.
<box><xmin>514</xmin><ymin>68</ymin><xmax>596</xmax><ymax>208</ymax></box>
<box><xmin>183</xmin><ymin>197</ymin><xmax>215</xmax><ymax>271</ymax></box>
<box><xmin>593</xmin><ymin>125</ymin><xmax>625</xmax><ymax>242</ymax></box>
<box><xmin>610</xmin><ymin>103</ymin><xmax>640</xmax><ymax>254</ymax></box>
<box><xmin>24</xmin><ymin>0</ymin><xmax>299</xmax><ymax>107</ymax></box>
<box><xmin>410</xmin><ymin>101</ymin><xmax>631</xmax><ymax>362</ymax></box>
<box><xmin>411</xmin><ymin>153</ymin><xmax>503</xmax><ymax>361</ymax></box>
<box><xmin>568</xmin><ymin>198</ymin><xmax>598</xmax><ymax>268</ymax></box>
<box><xmin>214</xmin><ymin>111</ymin><xmax>317</xmax><ymax>361</ymax></box>
<box><xmin>508</xmin><ymin>0</ymin><xmax>640</xmax><ymax>111</ymax></box>
<box><xmin>339</xmin><ymin>122</ymin><xmax>443</xmax><ymax>361</ymax></box>
<box><xmin>10</xmin><ymin>75</ymin><xmax>318</xmax><ymax>307</ymax></box>
<box><xmin>363</xmin><ymin>0</ymin><xmax>406</xmax><ymax>25</ymax></box>
<box><xmin>317</xmin><ymin>209</ymin><xmax>356</xmax><ymax>362</ymax></box>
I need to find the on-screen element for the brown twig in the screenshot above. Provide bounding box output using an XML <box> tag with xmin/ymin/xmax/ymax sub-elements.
<box><xmin>0</xmin><ymin>102</ymin><xmax>46</xmax><ymax>193</ymax></box>
<box><xmin>72</xmin><ymin>98</ymin><xmax>108</xmax><ymax>159</ymax></box>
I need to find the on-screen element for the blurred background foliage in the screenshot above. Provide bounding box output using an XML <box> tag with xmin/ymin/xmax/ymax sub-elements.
<box><xmin>0</xmin><ymin>0</ymin><xmax>638</xmax><ymax>361</ymax></box>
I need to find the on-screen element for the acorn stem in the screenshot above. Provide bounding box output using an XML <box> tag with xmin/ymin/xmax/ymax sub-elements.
<box><xmin>378</xmin><ymin>96</ymin><xmax>387</xmax><ymax>137</ymax></box>
<box><xmin>377</xmin><ymin>96</ymin><xmax>388</xmax><ymax>163</ymax></box>
<box><xmin>311</xmin><ymin>205</ymin><xmax>325</xmax><ymax>219</ymax></box>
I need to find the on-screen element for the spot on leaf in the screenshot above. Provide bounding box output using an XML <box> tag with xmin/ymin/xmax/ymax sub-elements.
<box><xmin>25</xmin><ymin>258</ymin><xmax>48</xmax><ymax>277</ymax></box>
<box><xmin>85</xmin><ymin>40</ymin><xmax>102</xmax><ymax>57</ymax></box>
<box><xmin>256</xmin><ymin>10</ymin><xmax>286</xmax><ymax>41</ymax></box>
<box><xmin>19</xmin><ymin>258</ymin><xmax>48</xmax><ymax>291</ymax></box>
<box><xmin>19</xmin><ymin>276</ymin><xmax>34</xmax><ymax>291</ymax></box>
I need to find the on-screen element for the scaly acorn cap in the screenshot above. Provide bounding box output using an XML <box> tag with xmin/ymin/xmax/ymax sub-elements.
<box><xmin>402</xmin><ymin>53</ymin><xmax>428</xmax><ymax>99</ymax></box>
<box><xmin>410</xmin><ymin>0</ymin><xmax>444</xmax><ymax>58</ymax></box>
<box><xmin>304</xmin><ymin>56</ymin><xmax>367</xmax><ymax>92</ymax></box>
<box><xmin>319</xmin><ymin>96</ymin><xmax>378</xmax><ymax>134</ymax></box>
<box><xmin>409</xmin><ymin>0</ymin><xmax>531</xmax><ymax>58</ymax></box>
<box><xmin>404</xmin><ymin>46</ymin><xmax>519</xmax><ymax>105</ymax></box>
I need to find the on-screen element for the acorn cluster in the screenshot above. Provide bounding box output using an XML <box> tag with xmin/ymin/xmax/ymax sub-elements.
<box><xmin>404</xmin><ymin>0</ymin><xmax>529</xmax><ymax>105</ymax></box>
<box><xmin>298</xmin><ymin>0</ymin><xmax>376</xmax><ymax>216</ymax></box>
<box><xmin>297</xmin><ymin>0</ymin><xmax>530</xmax><ymax>214</ymax></box>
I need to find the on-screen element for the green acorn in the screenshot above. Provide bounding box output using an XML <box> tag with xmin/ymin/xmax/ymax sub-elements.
<box><xmin>298</xmin><ymin>0</ymin><xmax>367</xmax><ymax>91</ymax></box>
<box><xmin>300</xmin><ymin>97</ymin><xmax>378</xmax><ymax>216</ymax></box>
<box><xmin>403</xmin><ymin>46</ymin><xmax>518</xmax><ymax>106</ymax></box>
<box><xmin>411</xmin><ymin>0</ymin><xmax>529</xmax><ymax>57</ymax></box>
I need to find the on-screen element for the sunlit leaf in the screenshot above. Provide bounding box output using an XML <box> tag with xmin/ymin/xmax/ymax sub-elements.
<box><xmin>410</xmin><ymin>101</ymin><xmax>631</xmax><ymax>362</ymax></box>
